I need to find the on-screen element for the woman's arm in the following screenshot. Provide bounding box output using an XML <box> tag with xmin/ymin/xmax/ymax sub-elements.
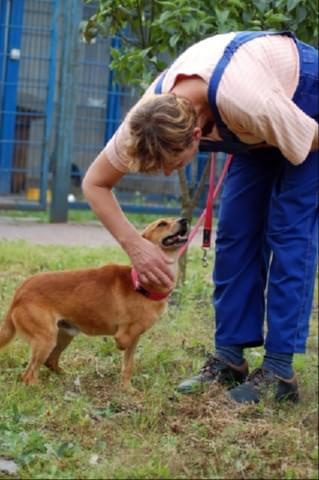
<box><xmin>82</xmin><ymin>150</ymin><xmax>175</xmax><ymax>288</ymax></box>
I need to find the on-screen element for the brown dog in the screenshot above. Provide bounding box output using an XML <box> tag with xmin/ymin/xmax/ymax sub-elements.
<box><xmin>0</xmin><ymin>218</ymin><xmax>188</xmax><ymax>387</ymax></box>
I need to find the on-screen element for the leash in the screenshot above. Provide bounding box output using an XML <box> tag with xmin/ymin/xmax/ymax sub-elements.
<box><xmin>178</xmin><ymin>153</ymin><xmax>233</xmax><ymax>266</ymax></box>
<box><xmin>132</xmin><ymin>153</ymin><xmax>232</xmax><ymax>300</ymax></box>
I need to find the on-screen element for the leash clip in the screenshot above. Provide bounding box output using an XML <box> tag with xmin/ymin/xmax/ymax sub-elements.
<box><xmin>202</xmin><ymin>247</ymin><xmax>209</xmax><ymax>268</ymax></box>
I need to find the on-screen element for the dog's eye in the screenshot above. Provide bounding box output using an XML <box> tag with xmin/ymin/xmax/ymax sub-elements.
<box><xmin>157</xmin><ymin>221</ymin><xmax>168</xmax><ymax>228</ymax></box>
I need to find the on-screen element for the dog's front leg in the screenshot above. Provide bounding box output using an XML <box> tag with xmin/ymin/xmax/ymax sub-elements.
<box><xmin>115</xmin><ymin>324</ymin><xmax>146</xmax><ymax>389</ymax></box>
<box><xmin>121</xmin><ymin>336</ymin><xmax>139</xmax><ymax>389</ymax></box>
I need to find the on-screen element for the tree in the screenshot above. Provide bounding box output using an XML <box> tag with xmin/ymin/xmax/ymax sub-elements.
<box><xmin>82</xmin><ymin>0</ymin><xmax>317</xmax><ymax>279</ymax></box>
<box><xmin>83</xmin><ymin>0</ymin><xmax>317</xmax><ymax>89</ymax></box>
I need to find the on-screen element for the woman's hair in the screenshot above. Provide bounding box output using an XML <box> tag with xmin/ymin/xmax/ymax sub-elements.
<box><xmin>125</xmin><ymin>93</ymin><xmax>197</xmax><ymax>173</ymax></box>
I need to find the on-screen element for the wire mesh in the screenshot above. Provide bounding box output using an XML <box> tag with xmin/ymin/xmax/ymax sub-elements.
<box><xmin>0</xmin><ymin>0</ymin><xmax>215</xmax><ymax>215</ymax></box>
<box><xmin>0</xmin><ymin>0</ymin><xmax>56</xmax><ymax>206</ymax></box>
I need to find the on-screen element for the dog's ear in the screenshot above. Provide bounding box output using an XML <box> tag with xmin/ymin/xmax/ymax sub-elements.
<box><xmin>140</xmin><ymin>219</ymin><xmax>168</xmax><ymax>240</ymax></box>
<box><xmin>140</xmin><ymin>220</ymin><xmax>159</xmax><ymax>239</ymax></box>
<box><xmin>141</xmin><ymin>226</ymin><xmax>148</xmax><ymax>238</ymax></box>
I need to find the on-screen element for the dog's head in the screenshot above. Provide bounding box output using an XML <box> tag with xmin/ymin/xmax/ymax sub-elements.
<box><xmin>142</xmin><ymin>217</ymin><xmax>189</xmax><ymax>251</ymax></box>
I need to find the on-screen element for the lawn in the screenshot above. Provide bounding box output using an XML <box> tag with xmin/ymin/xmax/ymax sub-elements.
<box><xmin>0</xmin><ymin>239</ymin><xmax>318</xmax><ymax>479</ymax></box>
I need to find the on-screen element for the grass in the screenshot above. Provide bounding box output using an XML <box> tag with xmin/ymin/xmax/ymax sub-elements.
<box><xmin>0</xmin><ymin>209</ymin><xmax>168</xmax><ymax>229</ymax></box>
<box><xmin>0</xmin><ymin>240</ymin><xmax>318</xmax><ymax>479</ymax></box>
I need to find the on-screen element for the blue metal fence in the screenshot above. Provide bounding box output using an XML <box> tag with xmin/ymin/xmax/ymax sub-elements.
<box><xmin>0</xmin><ymin>0</ymin><xmax>59</xmax><ymax>209</ymax></box>
<box><xmin>0</xmin><ymin>0</ymin><xmax>214</xmax><ymax>217</ymax></box>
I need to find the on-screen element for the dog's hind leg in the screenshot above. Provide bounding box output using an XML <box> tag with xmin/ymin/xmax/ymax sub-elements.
<box><xmin>12</xmin><ymin>305</ymin><xmax>58</xmax><ymax>385</ymax></box>
<box><xmin>22</xmin><ymin>335</ymin><xmax>57</xmax><ymax>385</ymax></box>
<box><xmin>45</xmin><ymin>327</ymin><xmax>75</xmax><ymax>373</ymax></box>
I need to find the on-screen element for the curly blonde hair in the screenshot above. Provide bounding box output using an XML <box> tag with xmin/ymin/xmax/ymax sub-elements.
<box><xmin>125</xmin><ymin>93</ymin><xmax>197</xmax><ymax>173</ymax></box>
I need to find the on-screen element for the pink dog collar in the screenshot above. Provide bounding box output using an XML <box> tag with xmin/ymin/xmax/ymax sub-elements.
<box><xmin>131</xmin><ymin>268</ymin><xmax>171</xmax><ymax>301</ymax></box>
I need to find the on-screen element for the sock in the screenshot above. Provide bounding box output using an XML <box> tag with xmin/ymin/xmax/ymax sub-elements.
<box><xmin>216</xmin><ymin>345</ymin><xmax>244</xmax><ymax>366</ymax></box>
<box><xmin>262</xmin><ymin>351</ymin><xmax>294</xmax><ymax>380</ymax></box>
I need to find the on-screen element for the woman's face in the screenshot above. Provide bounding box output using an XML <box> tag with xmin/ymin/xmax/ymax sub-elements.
<box><xmin>162</xmin><ymin>129</ymin><xmax>201</xmax><ymax>176</ymax></box>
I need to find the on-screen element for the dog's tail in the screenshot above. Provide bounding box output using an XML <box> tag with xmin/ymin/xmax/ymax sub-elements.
<box><xmin>0</xmin><ymin>309</ymin><xmax>16</xmax><ymax>349</ymax></box>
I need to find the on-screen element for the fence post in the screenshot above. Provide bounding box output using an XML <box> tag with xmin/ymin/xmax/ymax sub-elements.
<box><xmin>0</xmin><ymin>0</ymin><xmax>24</xmax><ymax>194</ymax></box>
<box><xmin>50</xmin><ymin>0</ymin><xmax>81</xmax><ymax>222</ymax></box>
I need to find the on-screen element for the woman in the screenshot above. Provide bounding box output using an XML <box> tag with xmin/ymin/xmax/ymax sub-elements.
<box><xmin>82</xmin><ymin>31</ymin><xmax>318</xmax><ymax>404</ymax></box>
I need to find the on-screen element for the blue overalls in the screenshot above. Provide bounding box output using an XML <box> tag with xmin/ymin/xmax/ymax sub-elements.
<box><xmin>155</xmin><ymin>31</ymin><xmax>319</xmax><ymax>354</ymax></box>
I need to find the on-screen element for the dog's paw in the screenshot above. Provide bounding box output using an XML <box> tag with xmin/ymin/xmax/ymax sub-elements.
<box><xmin>45</xmin><ymin>361</ymin><xmax>64</xmax><ymax>374</ymax></box>
<box><xmin>22</xmin><ymin>372</ymin><xmax>38</xmax><ymax>385</ymax></box>
<box><xmin>120</xmin><ymin>382</ymin><xmax>137</xmax><ymax>394</ymax></box>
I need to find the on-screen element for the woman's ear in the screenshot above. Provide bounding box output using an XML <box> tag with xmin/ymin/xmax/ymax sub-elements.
<box><xmin>193</xmin><ymin>127</ymin><xmax>202</xmax><ymax>141</ymax></box>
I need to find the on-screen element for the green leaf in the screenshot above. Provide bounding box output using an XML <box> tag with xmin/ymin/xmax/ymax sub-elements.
<box><xmin>157</xmin><ymin>10</ymin><xmax>175</xmax><ymax>24</ymax></box>
<box><xmin>228</xmin><ymin>0</ymin><xmax>246</xmax><ymax>9</ymax></box>
<box><xmin>295</xmin><ymin>5</ymin><xmax>307</xmax><ymax>23</ymax></box>
<box><xmin>242</xmin><ymin>11</ymin><xmax>252</xmax><ymax>23</ymax></box>
<box><xmin>169</xmin><ymin>34</ymin><xmax>181</xmax><ymax>48</ymax></box>
<box><xmin>215</xmin><ymin>7</ymin><xmax>230</xmax><ymax>26</ymax></box>
<box><xmin>252</xmin><ymin>0</ymin><xmax>269</xmax><ymax>14</ymax></box>
<box><xmin>266</xmin><ymin>13</ymin><xmax>290</xmax><ymax>24</ymax></box>
<box><xmin>287</xmin><ymin>0</ymin><xmax>301</xmax><ymax>12</ymax></box>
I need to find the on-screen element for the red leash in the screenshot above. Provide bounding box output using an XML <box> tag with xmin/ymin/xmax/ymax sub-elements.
<box><xmin>132</xmin><ymin>153</ymin><xmax>233</xmax><ymax>300</ymax></box>
<box><xmin>202</xmin><ymin>151</ymin><xmax>217</xmax><ymax>249</ymax></box>
<box><xmin>178</xmin><ymin>153</ymin><xmax>233</xmax><ymax>263</ymax></box>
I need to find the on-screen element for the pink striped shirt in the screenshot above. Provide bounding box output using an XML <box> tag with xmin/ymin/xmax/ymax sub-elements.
<box><xmin>104</xmin><ymin>33</ymin><xmax>318</xmax><ymax>171</ymax></box>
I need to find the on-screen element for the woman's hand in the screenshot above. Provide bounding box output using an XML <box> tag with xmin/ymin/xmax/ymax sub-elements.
<box><xmin>83</xmin><ymin>151</ymin><xmax>175</xmax><ymax>289</ymax></box>
<box><xmin>125</xmin><ymin>236</ymin><xmax>175</xmax><ymax>290</ymax></box>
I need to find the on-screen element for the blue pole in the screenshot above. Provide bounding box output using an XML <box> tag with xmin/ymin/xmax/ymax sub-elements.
<box><xmin>0</xmin><ymin>0</ymin><xmax>9</xmax><ymax>113</ymax></box>
<box><xmin>0</xmin><ymin>0</ymin><xmax>24</xmax><ymax>194</ymax></box>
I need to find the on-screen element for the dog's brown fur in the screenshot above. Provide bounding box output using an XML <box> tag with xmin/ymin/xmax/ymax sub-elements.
<box><xmin>0</xmin><ymin>218</ymin><xmax>188</xmax><ymax>387</ymax></box>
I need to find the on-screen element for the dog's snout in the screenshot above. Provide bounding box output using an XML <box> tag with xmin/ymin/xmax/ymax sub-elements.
<box><xmin>178</xmin><ymin>218</ymin><xmax>189</xmax><ymax>233</ymax></box>
<box><xmin>178</xmin><ymin>218</ymin><xmax>188</xmax><ymax>226</ymax></box>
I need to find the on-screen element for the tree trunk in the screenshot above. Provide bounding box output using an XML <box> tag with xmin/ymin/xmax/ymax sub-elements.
<box><xmin>177</xmin><ymin>158</ymin><xmax>211</xmax><ymax>284</ymax></box>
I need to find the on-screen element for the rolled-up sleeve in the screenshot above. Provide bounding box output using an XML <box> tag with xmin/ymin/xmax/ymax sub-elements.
<box><xmin>220</xmin><ymin>88</ymin><xmax>317</xmax><ymax>165</ymax></box>
<box><xmin>217</xmin><ymin>37</ymin><xmax>318</xmax><ymax>165</ymax></box>
<box><xmin>103</xmin><ymin>121</ymin><xmax>131</xmax><ymax>173</ymax></box>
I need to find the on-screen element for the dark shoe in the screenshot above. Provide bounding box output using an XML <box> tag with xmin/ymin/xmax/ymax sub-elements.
<box><xmin>176</xmin><ymin>355</ymin><xmax>249</xmax><ymax>394</ymax></box>
<box><xmin>228</xmin><ymin>367</ymin><xmax>299</xmax><ymax>404</ymax></box>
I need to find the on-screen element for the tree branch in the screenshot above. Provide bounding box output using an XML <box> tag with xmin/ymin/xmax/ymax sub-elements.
<box><xmin>135</xmin><ymin>0</ymin><xmax>146</xmax><ymax>48</ymax></box>
<box><xmin>177</xmin><ymin>168</ymin><xmax>191</xmax><ymax>207</ymax></box>
<box><xmin>191</xmin><ymin>157</ymin><xmax>211</xmax><ymax>209</ymax></box>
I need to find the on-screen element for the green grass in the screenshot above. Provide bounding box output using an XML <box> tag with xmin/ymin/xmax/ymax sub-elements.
<box><xmin>0</xmin><ymin>240</ymin><xmax>318</xmax><ymax>479</ymax></box>
<box><xmin>0</xmin><ymin>209</ymin><xmax>170</xmax><ymax>229</ymax></box>
<box><xmin>0</xmin><ymin>208</ymin><xmax>96</xmax><ymax>224</ymax></box>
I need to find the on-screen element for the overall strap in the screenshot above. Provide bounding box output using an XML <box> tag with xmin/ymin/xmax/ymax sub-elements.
<box><xmin>154</xmin><ymin>71</ymin><xmax>167</xmax><ymax>94</ymax></box>
<box><xmin>154</xmin><ymin>31</ymin><xmax>297</xmax><ymax>154</ymax></box>
<box><xmin>154</xmin><ymin>67</ymin><xmax>247</xmax><ymax>153</ymax></box>
<box><xmin>208</xmin><ymin>31</ymin><xmax>297</xmax><ymax>146</ymax></box>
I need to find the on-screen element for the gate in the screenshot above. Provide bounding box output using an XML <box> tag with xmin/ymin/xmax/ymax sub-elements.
<box><xmin>0</xmin><ymin>0</ymin><xmax>59</xmax><ymax>210</ymax></box>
